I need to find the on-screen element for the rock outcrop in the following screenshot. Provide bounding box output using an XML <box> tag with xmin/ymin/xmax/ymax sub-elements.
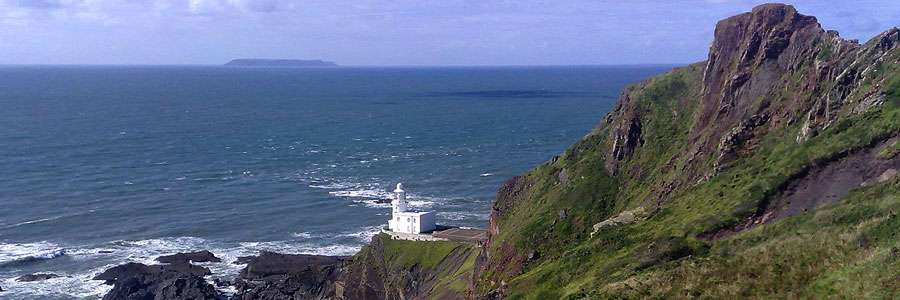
<box><xmin>98</xmin><ymin>235</ymin><xmax>480</xmax><ymax>300</ymax></box>
<box><xmin>479</xmin><ymin>3</ymin><xmax>900</xmax><ymax>299</ymax></box>
<box><xmin>16</xmin><ymin>273</ymin><xmax>65</xmax><ymax>282</ymax></box>
<box><xmin>232</xmin><ymin>252</ymin><xmax>349</xmax><ymax>300</ymax></box>
<box><xmin>156</xmin><ymin>250</ymin><xmax>221</xmax><ymax>264</ymax></box>
<box><xmin>94</xmin><ymin>262</ymin><xmax>217</xmax><ymax>300</ymax></box>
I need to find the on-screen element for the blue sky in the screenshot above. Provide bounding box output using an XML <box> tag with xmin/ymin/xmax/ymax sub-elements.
<box><xmin>1</xmin><ymin>0</ymin><xmax>897</xmax><ymax>65</ymax></box>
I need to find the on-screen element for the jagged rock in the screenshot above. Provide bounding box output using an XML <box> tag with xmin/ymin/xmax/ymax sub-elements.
<box><xmin>558</xmin><ymin>168</ymin><xmax>572</xmax><ymax>186</ymax></box>
<box><xmin>606</xmin><ymin>111</ymin><xmax>643</xmax><ymax>173</ymax></box>
<box><xmin>235</xmin><ymin>256</ymin><xmax>254</xmax><ymax>264</ymax></box>
<box><xmin>879</xmin><ymin>168</ymin><xmax>898</xmax><ymax>183</ymax></box>
<box><xmin>94</xmin><ymin>262</ymin><xmax>217</xmax><ymax>300</ymax></box>
<box><xmin>863</xmin><ymin>168</ymin><xmax>900</xmax><ymax>187</ymax></box>
<box><xmin>239</xmin><ymin>251</ymin><xmax>349</xmax><ymax>280</ymax></box>
<box><xmin>95</xmin><ymin>262</ymin><xmax>211</xmax><ymax>283</ymax></box>
<box><xmin>715</xmin><ymin>113</ymin><xmax>770</xmax><ymax>172</ymax></box>
<box><xmin>591</xmin><ymin>207</ymin><xmax>648</xmax><ymax>238</ymax></box>
<box><xmin>232</xmin><ymin>251</ymin><xmax>349</xmax><ymax>300</ymax></box>
<box><xmin>102</xmin><ymin>274</ymin><xmax>217</xmax><ymax>300</ymax></box>
<box><xmin>212</xmin><ymin>278</ymin><xmax>231</xmax><ymax>288</ymax></box>
<box><xmin>852</xmin><ymin>92</ymin><xmax>886</xmax><ymax>114</ymax></box>
<box><xmin>613</xmin><ymin>211</ymin><xmax>636</xmax><ymax>223</ymax></box>
<box><xmin>156</xmin><ymin>250</ymin><xmax>221</xmax><ymax>264</ymax></box>
<box><xmin>16</xmin><ymin>273</ymin><xmax>65</xmax><ymax>282</ymax></box>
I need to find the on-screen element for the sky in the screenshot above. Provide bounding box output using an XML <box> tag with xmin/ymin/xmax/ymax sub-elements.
<box><xmin>1</xmin><ymin>0</ymin><xmax>898</xmax><ymax>66</ymax></box>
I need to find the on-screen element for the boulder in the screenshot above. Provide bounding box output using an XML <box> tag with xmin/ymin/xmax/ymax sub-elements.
<box><xmin>94</xmin><ymin>262</ymin><xmax>210</xmax><ymax>283</ymax></box>
<box><xmin>156</xmin><ymin>250</ymin><xmax>221</xmax><ymax>264</ymax></box>
<box><xmin>239</xmin><ymin>251</ymin><xmax>349</xmax><ymax>280</ymax></box>
<box><xmin>232</xmin><ymin>251</ymin><xmax>350</xmax><ymax>300</ymax></box>
<box><xmin>94</xmin><ymin>262</ymin><xmax>217</xmax><ymax>300</ymax></box>
<box><xmin>16</xmin><ymin>273</ymin><xmax>64</xmax><ymax>282</ymax></box>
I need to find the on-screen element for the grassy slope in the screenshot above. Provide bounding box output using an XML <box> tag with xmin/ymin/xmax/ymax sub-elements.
<box><xmin>352</xmin><ymin>233</ymin><xmax>479</xmax><ymax>299</ymax></box>
<box><xmin>600</xmin><ymin>178</ymin><xmax>900</xmax><ymax>299</ymax></box>
<box><xmin>481</xmin><ymin>34</ymin><xmax>900</xmax><ymax>299</ymax></box>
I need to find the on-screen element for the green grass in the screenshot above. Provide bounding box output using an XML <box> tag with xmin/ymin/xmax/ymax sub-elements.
<box><xmin>476</xmin><ymin>31</ymin><xmax>900</xmax><ymax>299</ymax></box>
<box><xmin>352</xmin><ymin>234</ymin><xmax>479</xmax><ymax>298</ymax></box>
<box><xmin>593</xmin><ymin>178</ymin><xmax>900</xmax><ymax>299</ymax></box>
<box><xmin>380</xmin><ymin>234</ymin><xmax>470</xmax><ymax>270</ymax></box>
<box><xmin>877</xmin><ymin>140</ymin><xmax>900</xmax><ymax>159</ymax></box>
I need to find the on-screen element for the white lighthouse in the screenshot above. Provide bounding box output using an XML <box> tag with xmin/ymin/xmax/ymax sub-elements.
<box><xmin>387</xmin><ymin>183</ymin><xmax>436</xmax><ymax>234</ymax></box>
<box><xmin>392</xmin><ymin>183</ymin><xmax>408</xmax><ymax>213</ymax></box>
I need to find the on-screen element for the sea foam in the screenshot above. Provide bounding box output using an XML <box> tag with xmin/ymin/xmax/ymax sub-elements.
<box><xmin>0</xmin><ymin>241</ymin><xmax>66</xmax><ymax>265</ymax></box>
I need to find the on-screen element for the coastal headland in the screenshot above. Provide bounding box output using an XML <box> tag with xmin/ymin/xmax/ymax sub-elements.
<box><xmin>25</xmin><ymin>3</ymin><xmax>900</xmax><ymax>299</ymax></box>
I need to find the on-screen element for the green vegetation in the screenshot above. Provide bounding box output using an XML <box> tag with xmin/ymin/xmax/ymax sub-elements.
<box><xmin>352</xmin><ymin>234</ymin><xmax>480</xmax><ymax>299</ymax></box>
<box><xmin>477</xmin><ymin>27</ymin><xmax>900</xmax><ymax>299</ymax></box>
<box><xmin>878</xmin><ymin>140</ymin><xmax>900</xmax><ymax>159</ymax></box>
<box><xmin>380</xmin><ymin>234</ymin><xmax>470</xmax><ymax>270</ymax></box>
<box><xmin>596</xmin><ymin>179</ymin><xmax>900</xmax><ymax>299</ymax></box>
<box><xmin>817</xmin><ymin>40</ymin><xmax>834</xmax><ymax>60</ymax></box>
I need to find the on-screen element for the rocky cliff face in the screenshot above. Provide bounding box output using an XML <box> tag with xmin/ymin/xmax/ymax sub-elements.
<box><xmin>480</xmin><ymin>3</ymin><xmax>900</xmax><ymax>299</ymax></box>
<box><xmin>601</xmin><ymin>3</ymin><xmax>898</xmax><ymax>194</ymax></box>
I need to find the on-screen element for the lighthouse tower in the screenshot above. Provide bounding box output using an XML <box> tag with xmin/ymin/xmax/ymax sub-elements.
<box><xmin>392</xmin><ymin>183</ymin><xmax>408</xmax><ymax>213</ymax></box>
<box><xmin>386</xmin><ymin>182</ymin><xmax>436</xmax><ymax>234</ymax></box>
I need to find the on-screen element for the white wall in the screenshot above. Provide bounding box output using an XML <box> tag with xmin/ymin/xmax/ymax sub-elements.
<box><xmin>389</xmin><ymin>212</ymin><xmax>436</xmax><ymax>234</ymax></box>
<box><xmin>418</xmin><ymin>212</ymin><xmax>436</xmax><ymax>233</ymax></box>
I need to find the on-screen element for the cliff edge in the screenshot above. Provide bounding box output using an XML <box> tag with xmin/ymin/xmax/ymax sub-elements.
<box><xmin>480</xmin><ymin>3</ymin><xmax>900</xmax><ymax>299</ymax></box>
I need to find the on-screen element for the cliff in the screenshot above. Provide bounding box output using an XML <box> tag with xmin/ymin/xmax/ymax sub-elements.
<box><xmin>478</xmin><ymin>3</ymin><xmax>900</xmax><ymax>299</ymax></box>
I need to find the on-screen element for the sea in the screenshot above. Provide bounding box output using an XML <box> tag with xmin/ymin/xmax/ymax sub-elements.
<box><xmin>0</xmin><ymin>65</ymin><xmax>670</xmax><ymax>299</ymax></box>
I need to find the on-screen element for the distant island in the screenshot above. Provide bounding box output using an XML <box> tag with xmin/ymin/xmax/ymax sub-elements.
<box><xmin>224</xmin><ymin>59</ymin><xmax>337</xmax><ymax>67</ymax></box>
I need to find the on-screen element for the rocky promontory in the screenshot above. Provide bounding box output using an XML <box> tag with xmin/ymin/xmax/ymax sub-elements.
<box><xmin>95</xmin><ymin>233</ymin><xmax>480</xmax><ymax>300</ymax></box>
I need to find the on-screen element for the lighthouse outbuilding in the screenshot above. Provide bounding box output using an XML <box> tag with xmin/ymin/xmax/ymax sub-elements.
<box><xmin>387</xmin><ymin>183</ymin><xmax>436</xmax><ymax>234</ymax></box>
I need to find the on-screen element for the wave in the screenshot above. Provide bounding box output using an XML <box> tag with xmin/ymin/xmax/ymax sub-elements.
<box><xmin>336</xmin><ymin>225</ymin><xmax>382</xmax><ymax>243</ymax></box>
<box><xmin>1</xmin><ymin>270</ymin><xmax>112</xmax><ymax>300</ymax></box>
<box><xmin>438</xmin><ymin>211</ymin><xmax>490</xmax><ymax>221</ymax></box>
<box><xmin>3</xmin><ymin>214</ymin><xmax>70</xmax><ymax>229</ymax></box>
<box><xmin>291</xmin><ymin>232</ymin><xmax>313</xmax><ymax>238</ymax></box>
<box><xmin>308</xmin><ymin>178</ymin><xmax>446</xmax><ymax>208</ymax></box>
<box><xmin>0</xmin><ymin>241</ymin><xmax>66</xmax><ymax>266</ymax></box>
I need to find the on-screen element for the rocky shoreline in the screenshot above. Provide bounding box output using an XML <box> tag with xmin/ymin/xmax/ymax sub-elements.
<box><xmin>87</xmin><ymin>250</ymin><xmax>349</xmax><ymax>300</ymax></box>
<box><xmin>65</xmin><ymin>232</ymin><xmax>482</xmax><ymax>300</ymax></box>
